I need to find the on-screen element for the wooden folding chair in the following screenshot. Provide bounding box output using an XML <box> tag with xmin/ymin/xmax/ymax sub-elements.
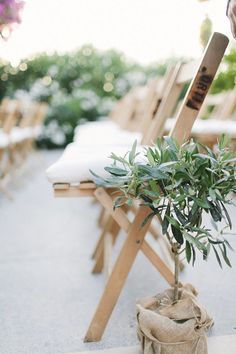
<box><xmin>5</xmin><ymin>100</ymin><xmax>35</xmax><ymax>172</ymax></box>
<box><xmin>7</xmin><ymin>100</ymin><xmax>34</xmax><ymax>167</ymax></box>
<box><xmin>92</xmin><ymin>68</ymin><xmax>178</xmax><ymax>274</ymax></box>
<box><xmin>0</xmin><ymin>99</ymin><xmax>21</xmax><ymax>196</ymax></box>
<box><xmin>50</xmin><ymin>33</ymin><xmax>228</xmax><ymax>342</ymax></box>
<box><xmin>19</xmin><ymin>101</ymin><xmax>48</xmax><ymax>157</ymax></box>
<box><xmin>0</xmin><ymin>99</ymin><xmax>47</xmax><ymax>192</ymax></box>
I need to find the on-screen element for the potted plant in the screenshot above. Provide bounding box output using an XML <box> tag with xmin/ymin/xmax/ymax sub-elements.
<box><xmin>91</xmin><ymin>135</ymin><xmax>236</xmax><ymax>354</ymax></box>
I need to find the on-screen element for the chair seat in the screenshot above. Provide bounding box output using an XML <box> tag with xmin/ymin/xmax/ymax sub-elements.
<box><xmin>73</xmin><ymin>121</ymin><xmax>119</xmax><ymax>141</ymax></box>
<box><xmin>165</xmin><ymin>118</ymin><xmax>236</xmax><ymax>136</ymax></box>
<box><xmin>0</xmin><ymin>127</ymin><xmax>35</xmax><ymax>147</ymax></box>
<box><xmin>73</xmin><ymin>120</ymin><xmax>142</xmax><ymax>146</ymax></box>
<box><xmin>46</xmin><ymin>143</ymin><xmax>145</xmax><ymax>184</ymax></box>
<box><xmin>10</xmin><ymin>127</ymin><xmax>33</xmax><ymax>144</ymax></box>
<box><xmin>74</xmin><ymin>120</ymin><xmax>118</xmax><ymax>134</ymax></box>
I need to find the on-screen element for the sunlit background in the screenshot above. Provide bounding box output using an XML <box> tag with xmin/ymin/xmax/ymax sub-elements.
<box><xmin>0</xmin><ymin>0</ymin><xmax>233</xmax><ymax>65</ymax></box>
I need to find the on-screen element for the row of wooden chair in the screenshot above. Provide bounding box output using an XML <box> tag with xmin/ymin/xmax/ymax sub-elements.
<box><xmin>46</xmin><ymin>32</ymin><xmax>229</xmax><ymax>342</ymax></box>
<box><xmin>72</xmin><ymin>75</ymin><xmax>171</xmax><ymax>149</ymax></box>
<box><xmin>0</xmin><ymin>98</ymin><xmax>47</xmax><ymax>197</ymax></box>
<box><xmin>73</xmin><ymin>72</ymin><xmax>236</xmax><ymax>154</ymax></box>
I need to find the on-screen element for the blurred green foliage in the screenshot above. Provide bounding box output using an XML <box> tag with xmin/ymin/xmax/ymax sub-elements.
<box><xmin>212</xmin><ymin>48</ymin><xmax>236</xmax><ymax>93</ymax></box>
<box><xmin>0</xmin><ymin>45</ymin><xmax>177</xmax><ymax>148</ymax></box>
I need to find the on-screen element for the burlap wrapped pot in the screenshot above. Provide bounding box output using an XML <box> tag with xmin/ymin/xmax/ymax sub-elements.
<box><xmin>136</xmin><ymin>284</ymin><xmax>213</xmax><ymax>354</ymax></box>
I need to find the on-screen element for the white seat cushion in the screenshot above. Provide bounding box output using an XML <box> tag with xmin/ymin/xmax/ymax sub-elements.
<box><xmin>9</xmin><ymin>127</ymin><xmax>33</xmax><ymax>144</ymax></box>
<box><xmin>74</xmin><ymin>128</ymin><xmax>142</xmax><ymax>147</ymax></box>
<box><xmin>74</xmin><ymin>120</ymin><xmax>119</xmax><ymax>135</ymax></box>
<box><xmin>73</xmin><ymin>121</ymin><xmax>119</xmax><ymax>142</ymax></box>
<box><xmin>46</xmin><ymin>143</ymin><xmax>146</xmax><ymax>184</ymax></box>
<box><xmin>73</xmin><ymin>120</ymin><xmax>142</xmax><ymax>147</ymax></box>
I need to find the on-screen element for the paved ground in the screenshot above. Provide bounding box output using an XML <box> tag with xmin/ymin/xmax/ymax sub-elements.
<box><xmin>0</xmin><ymin>150</ymin><xmax>236</xmax><ymax>354</ymax></box>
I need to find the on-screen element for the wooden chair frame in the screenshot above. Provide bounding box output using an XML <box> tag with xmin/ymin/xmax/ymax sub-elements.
<box><xmin>51</xmin><ymin>33</ymin><xmax>229</xmax><ymax>342</ymax></box>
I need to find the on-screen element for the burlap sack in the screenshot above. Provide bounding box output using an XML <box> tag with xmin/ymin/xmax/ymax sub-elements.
<box><xmin>136</xmin><ymin>284</ymin><xmax>213</xmax><ymax>354</ymax></box>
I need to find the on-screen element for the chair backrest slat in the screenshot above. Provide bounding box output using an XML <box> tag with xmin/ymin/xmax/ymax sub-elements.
<box><xmin>142</xmin><ymin>63</ymin><xmax>183</xmax><ymax>144</ymax></box>
<box><xmin>140</xmin><ymin>66</ymin><xmax>176</xmax><ymax>141</ymax></box>
<box><xmin>170</xmin><ymin>32</ymin><xmax>229</xmax><ymax>144</ymax></box>
<box><xmin>176</xmin><ymin>61</ymin><xmax>199</xmax><ymax>85</ymax></box>
<box><xmin>214</xmin><ymin>89</ymin><xmax>236</xmax><ymax>120</ymax></box>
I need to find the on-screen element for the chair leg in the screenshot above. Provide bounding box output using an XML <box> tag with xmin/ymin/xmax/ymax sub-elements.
<box><xmin>104</xmin><ymin>232</ymin><xmax>114</xmax><ymax>280</ymax></box>
<box><xmin>97</xmin><ymin>207</ymin><xmax>106</xmax><ymax>227</ymax></box>
<box><xmin>92</xmin><ymin>209</ymin><xmax>111</xmax><ymax>260</ymax></box>
<box><xmin>92</xmin><ymin>217</ymin><xmax>120</xmax><ymax>274</ymax></box>
<box><xmin>84</xmin><ymin>206</ymin><xmax>152</xmax><ymax>342</ymax></box>
<box><xmin>92</xmin><ymin>246</ymin><xmax>104</xmax><ymax>274</ymax></box>
<box><xmin>91</xmin><ymin>221</ymin><xmax>109</xmax><ymax>263</ymax></box>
